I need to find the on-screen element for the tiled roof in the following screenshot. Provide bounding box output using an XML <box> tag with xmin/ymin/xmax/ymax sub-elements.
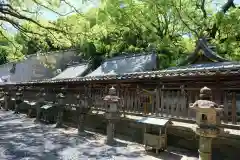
<box><xmin>0</xmin><ymin>49</ymin><xmax>79</xmax><ymax>84</ymax></box>
<box><xmin>16</xmin><ymin>61</ymin><xmax>240</xmax><ymax>84</ymax></box>
<box><xmin>85</xmin><ymin>53</ymin><xmax>157</xmax><ymax>77</ymax></box>
<box><xmin>52</xmin><ymin>63</ymin><xmax>89</xmax><ymax>80</ymax></box>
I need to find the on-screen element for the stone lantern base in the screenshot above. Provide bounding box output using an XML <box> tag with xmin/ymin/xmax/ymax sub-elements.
<box><xmin>198</xmin><ymin>148</ymin><xmax>212</xmax><ymax>160</ymax></box>
<box><xmin>196</xmin><ymin>127</ymin><xmax>220</xmax><ymax>160</ymax></box>
<box><xmin>196</xmin><ymin>127</ymin><xmax>220</xmax><ymax>138</ymax></box>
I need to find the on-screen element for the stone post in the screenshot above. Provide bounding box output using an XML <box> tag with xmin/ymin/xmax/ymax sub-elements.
<box><xmin>190</xmin><ymin>86</ymin><xmax>223</xmax><ymax>160</ymax></box>
<box><xmin>14</xmin><ymin>88</ymin><xmax>23</xmax><ymax>114</ymax></box>
<box><xmin>55</xmin><ymin>87</ymin><xmax>66</xmax><ymax>128</ymax></box>
<box><xmin>103</xmin><ymin>86</ymin><xmax>120</xmax><ymax>145</ymax></box>
<box><xmin>76</xmin><ymin>94</ymin><xmax>90</xmax><ymax>134</ymax></box>
<box><xmin>0</xmin><ymin>88</ymin><xmax>3</xmax><ymax>109</ymax></box>
<box><xmin>3</xmin><ymin>90</ymin><xmax>10</xmax><ymax>111</ymax></box>
<box><xmin>35</xmin><ymin>88</ymin><xmax>46</xmax><ymax>122</ymax></box>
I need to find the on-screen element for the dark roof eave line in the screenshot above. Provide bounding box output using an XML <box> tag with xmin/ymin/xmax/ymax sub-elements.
<box><xmin>178</xmin><ymin>38</ymin><xmax>229</xmax><ymax>66</ymax></box>
<box><xmin>11</xmin><ymin>68</ymin><xmax>240</xmax><ymax>85</ymax></box>
<box><xmin>178</xmin><ymin>44</ymin><xmax>201</xmax><ymax>66</ymax></box>
<box><xmin>199</xmin><ymin>39</ymin><xmax>228</xmax><ymax>62</ymax></box>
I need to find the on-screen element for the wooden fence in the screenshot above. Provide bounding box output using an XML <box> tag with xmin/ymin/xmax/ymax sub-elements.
<box><xmin>2</xmin><ymin>84</ymin><xmax>240</xmax><ymax>125</ymax></box>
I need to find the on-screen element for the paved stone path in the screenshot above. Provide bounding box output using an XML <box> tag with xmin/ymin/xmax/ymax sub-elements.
<box><xmin>0</xmin><ymin>110</ymin><xmax>198</xmax><ymax>160</ymax></box>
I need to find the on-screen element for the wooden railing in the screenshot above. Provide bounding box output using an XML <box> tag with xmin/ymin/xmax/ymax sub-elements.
<box><xmin>2</xmin><ymin>84</ymin><xmax>240</xmax><ymax>125</ymax></box>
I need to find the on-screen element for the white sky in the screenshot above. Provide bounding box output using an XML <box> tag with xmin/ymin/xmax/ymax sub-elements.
<box><xmin>3</xmin><ymin>0</ymin><xmax>240</xmax><ymax>34</ymax></box>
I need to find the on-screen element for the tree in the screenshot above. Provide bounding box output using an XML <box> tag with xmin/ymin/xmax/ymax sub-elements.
<box><xmin>0</xmin><ymin>0</ymin><xmax>86</xmax><ymax>62</ymax></box>
<box><xmin>5</xmin><ymin>0</ymin><xmax>240</xmax><ymax>67</ymax></box>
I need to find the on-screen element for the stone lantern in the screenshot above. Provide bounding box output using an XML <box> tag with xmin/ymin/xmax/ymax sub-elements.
<box><xmin>76</xmin><ymin>93</ymin><xmax>91</xmax><ymax>134</ymax></box>
<box><xmin>190</xmin><ymin>86</ymin><xmax>223</xmax><ymax>160</ymax></box>
<box><xmin>103</xmin><ymin>86</ymin><xmax>120</xmax><ymax>145</ymax></box>
<box><xmin>35</xmin><ymin>88</ymin><xmax>46</xmax><ymax>122</ymax></box>
<box><xmin>55</xmin><ymin>87</ymin><xmax>66</xmax><ymax>128</ymax></box>
<box><xmin>14</xmin><ymin>88</ymin><xmax>23</xmax><ymax>114</ymax></box>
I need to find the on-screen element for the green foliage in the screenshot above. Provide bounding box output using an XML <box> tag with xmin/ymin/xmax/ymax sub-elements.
<box><xmin>0</xmin><ymin>0</ymin><xmax>239</xmax><ymax>68</ymax></box>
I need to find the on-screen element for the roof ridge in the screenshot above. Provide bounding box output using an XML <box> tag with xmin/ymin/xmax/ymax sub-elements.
<box><xmin>199</xmin><ymin>38</ymin><xmax>227</xmax><ymax>62</ymax></box>
<box><xmin>178</xmin><ymin>37</ymin><xmax>227</xmax><ymax>66</ymax></box>
<box><xmin>104</xmin><ymin>52</ymin><xmax>156</xmax><ymax>62</ymax></box>
<box><xmin>0</xmin><ymin>48</ymin><xmax>78</xmax><ymax>68</ymax></box>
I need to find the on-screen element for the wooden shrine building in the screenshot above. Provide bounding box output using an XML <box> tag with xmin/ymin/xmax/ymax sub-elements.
<box><xmin>2</xmin><ymin>38</ymin><xmax>240</xmax><ymax>124</ymax></box>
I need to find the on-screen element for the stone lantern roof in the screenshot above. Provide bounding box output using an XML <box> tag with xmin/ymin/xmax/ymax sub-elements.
<box><xmin>190</xmin><ymin>86</ymin><xmax>223</xmax><ymax>113</ymax></box>
<box><xmin>103</xmin><ymin>86</ymin><xmax>120</xmax><ymax>102</ymax></box>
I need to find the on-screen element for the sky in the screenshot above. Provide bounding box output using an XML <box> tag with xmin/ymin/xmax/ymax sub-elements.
<box><xmin>25</xmin><ymin>0</ymin><xmax>240</xmax><ymax>22</ymax></box>
<box><xmin>44</xmin><ymin>0</ymin><xmax>240</xmax><ymax>20</ymax></box>
<box><xmin>3</xmin><ymin>0</ymin><xmax>240</xmax><ymax>34</ymax></box>
<box><xmin>40</xmin><ymin>0</ymin><xmax>99</xmax><ymax>20</ymax></box>
<box><xmin>235</xmin><ymin>0</ymin><xmax>240</xmax><ymax>4</ymax></box>
<box><xmin>3</xmin><ymin>0</ymin><xmax>99</xmax><ymax>34</ymax></box>
<box><xmin>43</xmin><ymin>0</ymin><xmax>240</xmax><ymax>20</ymax></box>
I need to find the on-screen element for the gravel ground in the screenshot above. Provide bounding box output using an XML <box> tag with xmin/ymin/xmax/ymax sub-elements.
<box><xmin>0</xmin><ymin>110</ymin><xmax>198</xmax><ymax>160</ymax></box>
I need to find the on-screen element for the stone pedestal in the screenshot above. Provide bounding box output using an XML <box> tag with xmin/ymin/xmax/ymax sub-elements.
<box><xmin>198</xmin><ymin>137</ymin><xmax>212</xmax><ymax>160</ymax></box>
<box><xmin>14</xmin><ymin>90</ymin><xmax>23</xmax><ymax>114</ymax></box>
<box><xmin>35</xmin><ymin>102</ymin><xmax>43</xmax><ymax>122</ymax></box>
<box><xmin>55</xmin><ymin>91</ymin><xmax>65</xmax><ymax>128</ymax></box>
<box><xmin>78</xmin><ymin>114</ymin><xmax>85</xmax><ymax>134</ymax></box>
<box><xmin>35</xmin><ymin>89</ymin><xmax>46</xmax><ymax>122</ymax></box>
<box><xmin>75</xmin><ymin>93</ymin><xmax>91</xmax><ymax>134</ymax></box>
<box><xmin>106</xmin><ymin>120</ymin><xmax>115</xmax><ymax>145</ymax></box>
<box><xmin>35</xmin><ymin>105</ymin><xmax>41</xmax><ymax>122</ymax></box>
<box><xmin>4</xmin><ymin>92</ymin><xmax>9</xmax><ymax>111</ymax></box>
<box><xmin>56</xmin><ymin>108</ymin><xmax>64</xmax><ymax>128</ymax></box>
<box><xmin>14</xmin><ymin>103</ymin><xmax>19</xmax><ymax>114</ymax></box>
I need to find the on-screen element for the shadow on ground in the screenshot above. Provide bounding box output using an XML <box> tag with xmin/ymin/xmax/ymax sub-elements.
<box><xmin>0</xmin><ymin>111</ymin><xmax>145</xmax><ymax>160</ymax></box>
<box><xmin>0</xmin><ymin>110</ymin><xmax>199</xmax><ymax>160</ymax></box>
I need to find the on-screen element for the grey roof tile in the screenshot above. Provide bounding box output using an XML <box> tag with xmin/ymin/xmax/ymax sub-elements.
<box><xmin>52</xmin><ymin>63</ymin><xmax>89</xmax><ymax>80</ymax></box>
<box><xmin>0</xmin><ymin>50</ymin><xmax>78</xmax><ymax>84</ymax></box>
<box><xmin>86</xmin><ymin>53</ymin><xmax>157</xmax><ymax>77</ymax></box>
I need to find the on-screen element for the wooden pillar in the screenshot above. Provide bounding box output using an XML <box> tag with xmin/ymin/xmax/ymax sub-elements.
<box><xmin>215</xmin><ymin>79</ymin><xmax>221</xmax><ymax>104</ymax></box>
<box><xmin>125</xmin><ymin>90</ymin><xmax>128</xmax><ymax>112</ymax></box>
<box><xmin>123</xmin><ymin>88</ymin><xmax>127</xmax><ymax>116</ymax></box>
<box><xmin>101</xmin><ymin>87</ymin><xmax>105</xmax><ymax>107</ymax></box>
<box><xmin>160</xmin><ymin>90</ymin><xmax>164</xmax><ymax>117</ymax></box>
<box><xmin>195</xmin><ymin>91</ymin><xmax>198</xmax><ymax>101</ymax></box>
<box><xmin>151</xmin><ymin>95</ymin><xmax>155</xmax><ymax>115</ymax></box>
<box><xmin>187</xmin><ymin>91</ymin><xmax>192</xmax><ymax>119</ymax></box>
<box><xmin>104</xmin><ymin>86</ymin><xmax>108</xmax><ymax>110</ymax></box>
<box><xmin>223</xmin><ymin>91</ymin><xmax>228</xmax><ymax>122</ymax></box>
<box><xmin>132</xmin><ymin>92</ymin><xmax>135</xmax><ymax>113</ymax></box>
<box><xmin>130</xmin><ymin>91</ymin><xmax>133</xmax><ymax>113</ymax></box>
<box><xmin>215</xmin><ymin>89</ymin><xmax>221</xmax><ymax>105</ymax></box>
<box><xmin>176</xmin><ymin>91</ymin><xmax>181</xmax><ymax>117</ymax></box>
<box><xmin>156</xmin><ymin>87</ymin><xmax>160</xmax><ymax>116</ymax></box>
<box><xmin>134</xmin><ymin>92</ymin><xmax>138</xmax><ymax>113</ymax></box>
<box><xmin>128</xmin><ymin>91</ymin><xmax>131</xmax><ymax>112</ymax></box>
<box><xmin>166</xmin><ymin>91</ymin><xmax>170</xmax><ymax>116</ymax></box>
<box><xmin>232</xmin><ymin>92</ymin><xmax>237</xmax><ymax>124</ymax></box>
<box><xmin>182</xmin><ymin>91</ymin><xmax>187</xmax><ymax>118</ymax></box>
<box><xmin>143</xmin><ymin>102</ymin><xmax>147</xmax><ymax>115</ymax></box>
<box><xmin>170</xmin><ymin>91</ymin><xmax>174</xmax><ymax>116</ymax></box>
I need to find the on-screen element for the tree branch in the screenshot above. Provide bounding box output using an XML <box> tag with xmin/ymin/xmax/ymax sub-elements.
<box><xmin>32</xmin><ymin>0</ymin><xmax>75</xmax><ymax>16</ymax></box>
<box><xmin>61</xmin><ymin>0</ymin><xmax>82</xmax><ymax>14</ymax></box>
<box><xmin>200</xmin><ymin>0</ymin><xmax>207</xmax><ymax>18</ymax></box>
<box><xmin>173</xmin><ymin>0</ymin><xmax>199</xmax><ymax>38</ymax></box>
<box><xmin>209</xmin><ymin>0</ymin><xmax>236</xmax><ymax>38</ymax></box>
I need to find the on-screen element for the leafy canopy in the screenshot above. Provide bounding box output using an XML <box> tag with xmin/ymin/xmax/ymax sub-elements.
<box><xmin>0</xmin><ymin>0</ymin><xmax>239</xmax><ymax>68</ymax></box>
